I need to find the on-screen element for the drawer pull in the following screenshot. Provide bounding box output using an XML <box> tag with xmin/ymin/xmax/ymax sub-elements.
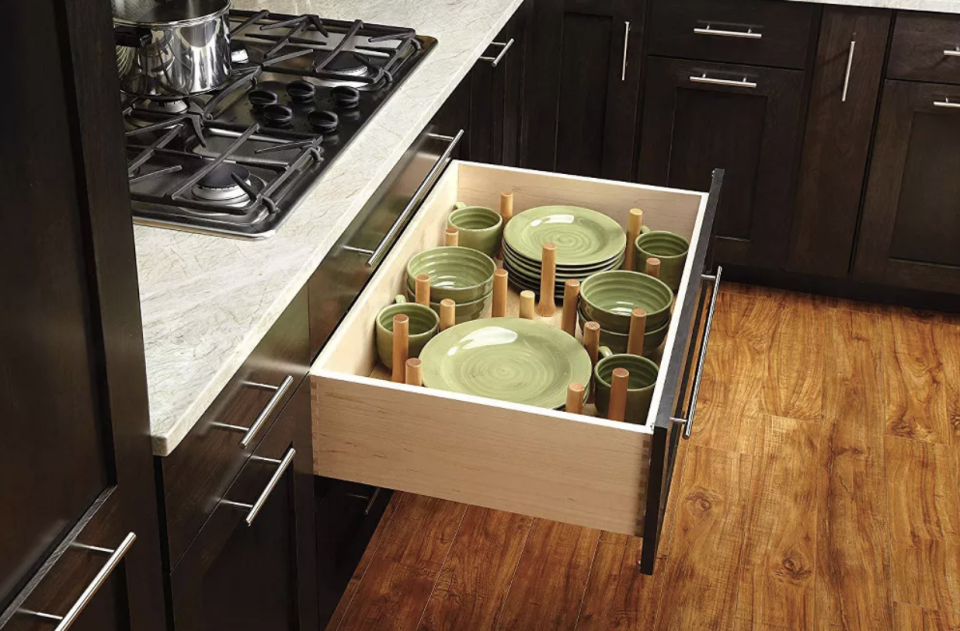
<box><xmin>480</xmin><ymin>38</ymin><xmax>515</xmax><ymax>68</ymax></box>
<box><xmin>934</xmin><ymin>97</ymin><xmax>960</xmax><ymax>109</ymax></box>
<box><xmin>944</xmin><ymin>47</ymin><xmax>960</xmax><ymax>57</ymax></box>
<box><xmin>222</xmin><ymin>447</ymin><xmax>296</xmax><ymax>526</ymax></box>
<box><xmin>671</xmin><ymin>266</ymin><xmax>722</xmax><ymax>440</ymax></box>
<box><xmin>212</xmin><ymin>375</ymin><xmax>294</xmax><ymax>448</ymax></box>
<box><xmin>842</xmin><ymin>39</ymin><xmax>856</xmax><ymax>103</ymax></box>
<box><xmin>342</xmin><ymin>129</ymin><xmax>464</xmax><ymax>268</ymax></box>
<box><xmin>621</xmin><ymin>22</ymin><xmax>631</xmax><ymax>81</ymax></box>
<box><xmin>689</xmin><ymin>73</ymin><xmax>757</xmax><ymax>89</ymax></box>
<box><xmin>693</xmin><ymin>25</ymin><xmax>762</xmax><ymax>40</ymax></box>
<box><xmin>18</xmin><ymin>533</ymin><xmax>137</xmax><ymax>631</ymax></box>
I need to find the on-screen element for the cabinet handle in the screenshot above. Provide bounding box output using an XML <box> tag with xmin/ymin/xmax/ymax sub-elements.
<box><xmin>343</xmin><ymin>129</ymin><xmax>464</xmax><ymax>268</ymax></box>
<box><xmin>693</xmin><ymin>25</ymin><xmax>762</xmax><ymax>39</ymax></box>
<box><xmin>934</xmin><ymin>97</ymin><xmax>960</xmax><ymax>109</ymax></box>
<box><xmin>212</xmin><ymin>375</ymin><xmax>294</xmax><ymax>448</ymax></box>
<box><xmin>689</xmin><ymin>73</ymin><xmax>757</xmax><ymax>89</ymax></box>
<box><xmin>479</xmin><ymin>38</ymin><xmax>515</xmax><ymax>68</ymax></box>
<box><xmin>18</xmin><ymin>533</ymin><xmax>137</xmax><ymax>631</ymax></box>
<box><xmin>671</xmin><ymin>267</ymin><xmax>722</xmax><ymax>440</ymax></box>
<box><xmin>842</xmin><ymin>39</ymin><xmax>856</xmax><ymax>102</ymax></box>
<box><xmin>944</xmin><ymin>47</ymin><xmax>960</xmax><ymax>57</ymax></box>
<box><xmin>222</xmin><ymin>447</ymin><xmax>296</xmax><ymax>526</ymax></box>
<box><xmin>621</xmin><ymin>21</ymin><xmax>631</xmax><ymax>81</ymax></box>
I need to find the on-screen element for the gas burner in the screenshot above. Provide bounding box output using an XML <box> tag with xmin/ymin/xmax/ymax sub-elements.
<box><xmin>191</xmin><ymin>164</ymin><xmax>253</xmax><ymax>206</ymax></box>
<box><xmin>324</xmin><ymin>52</ymin><xmax>370</xmax><ymax>78</ymax></box>
<box><xmin>134</xmin><ymin>99</ymin><xmax>190</xmax><ymax>114</ymax></box>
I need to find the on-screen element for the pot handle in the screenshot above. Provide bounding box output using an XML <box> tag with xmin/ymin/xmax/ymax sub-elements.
<box><xmin>114</xmin><ymin>25</ymin><xmax>152</xmax><ymax>48</ymax></box>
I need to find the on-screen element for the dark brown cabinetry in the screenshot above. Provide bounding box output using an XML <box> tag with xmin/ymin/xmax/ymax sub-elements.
<box><xmin>638</xmin><ymin>57</ymin><xmax>805</xmax><ymax>268</ymax></box>
<box><xmin>521</xmin><ymin>0</ymin><xmax>646</xmax><ymax>180</ymax></box>
<box><xmin>888</xmin><ymin>12</ymin><xmax>960</xmax><ymax>84</ymax></box>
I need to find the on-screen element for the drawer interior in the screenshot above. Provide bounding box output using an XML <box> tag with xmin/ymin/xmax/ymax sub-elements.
<box><xmin>311</xmin><ymin>161</ymin><xmax>710</xmax><ymax>536</ymax></box>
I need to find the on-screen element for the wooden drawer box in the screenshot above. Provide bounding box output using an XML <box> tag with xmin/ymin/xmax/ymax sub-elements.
<box><xmin>649</xmin><ymin>0</ymin><xmax>818</xmax><ymax>70</ymax></box>
<box><xmin>889</xmin><ymin>13</ymin><xmax>960</xmax><ymax>85</ymax></box>
<box><xmin>310</xmin><ymin>161</ymin><xmax>722</xmax><ymax>573</ymax></box>
<box><xmin>160</xmin><ymin>289</ymin><xmax>309</xmax><ymax>569</ymax></box>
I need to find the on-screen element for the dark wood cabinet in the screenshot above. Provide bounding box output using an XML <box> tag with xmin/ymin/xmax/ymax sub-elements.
<box><xmin>638</xmin><ymin>57</ymin><xmax>805</xmax><ymax>268</ymax></box>
<box><xmin>520</xmin><ymin>0</ymin><xmax>646</xmax><ymax>180</ymax></box>
<box><xmin>855</xmin><ymin>80</ymin><xmax>960</xmax><ymax>294</ymax></box>
<box><xmin>789</xmin><ymin>7</ymin><xmax>891</xmax><ymax>278</ymax></box>
<box><xmin>888</xmin><ymin>12</ymin><xmax>960</xmax><ymax>85</ymax></box>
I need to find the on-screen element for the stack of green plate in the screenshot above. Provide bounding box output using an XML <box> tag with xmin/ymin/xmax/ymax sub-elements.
<box><xmin>502</xmin><ymin>206</ymin><xmax>632</xmax><ymax>294</ymax></box>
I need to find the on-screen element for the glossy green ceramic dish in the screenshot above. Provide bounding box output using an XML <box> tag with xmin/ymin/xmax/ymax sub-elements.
<box><xmin>406</xmin><ymin>246</ymin><xmax>496</xmax><ymax>303</ymax></box>
<box><xmin>420</xmin><ymin>318</ymin><xmax>592</xmax><ymax>409</ymax></box>
<box><xmin>634</xmin><ymin>231</ymin><xmax>690</xmax><ymax>293</ymax></box>
<box><xmin>405</xmin><ymin>287</ymin><xmax>492</xmax><ymax>324</ymax></box>
<box><xmin>593</xmin><ymin>349</ymin><xmax>659</xmax><ymax>424</ymax></box>
<box><xmin>503</xmin><ymin>206</ymin><xmax>626</xmax><ymax>265</ymax></box>
<box><xmin>448</xmin><ymin>205</ymin><xmax>503</xmax><ymax>258</ymax></box>
<box><xmin>580</xmin><ymin>270</ymin><xmax>673</xmax><ymax>333</ymax></box>
<box><xmin>578</xmin><ymin>308</ymin><xmax>668</xmax><ymax>356</ymax></box>
<box><xmin>502</xmin><ymin>245</ymin><xmax>624</xmax><ymax>277</ymax></box>
<box><xmin>375</xmin><ymin>296</ymin><xmax>441</xmax><ymax>370</ymax></box>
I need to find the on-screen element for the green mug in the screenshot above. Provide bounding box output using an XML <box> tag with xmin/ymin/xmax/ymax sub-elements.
<box><xmin>448</xmin><ymin>202</ymin><xmax>503</xmax><ymax>258</ymax></box>
<box><xmin>375</xmin><ymin>295</ymin><xmax>440</xmax><ymax>369</ymax></box>
<box><xmin>635</xmin><ymin>231</ymin><xmax>690</xmax><ymax>292</ymax></box>
<box><xmin>593</xmin><ymin>346</ymin><xmax>659</xmax><ymax>424</ymax></box>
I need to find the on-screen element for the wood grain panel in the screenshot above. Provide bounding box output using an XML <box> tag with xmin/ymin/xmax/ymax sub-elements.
<box><xmin>885</xmin><ymin>436</ymin><xmax>960</xmax><ymax>614</ymax></box>
<box><xmin>931</xmin><ymin>323</ymin><xmax>960</xmax><ymax>487</ymax></box>
<box><xmin>417</xmin><ymin>507</ymin><xmax>532</xmax><ymax>631</ymax></box>
<box><xmin>762</xmin><ymin>298</ymin><xmax>825</xmax><ymax>422</ymax></box>
<box><xmin>497</xmin><ymin>520</ymin><xmax>600</xmax><ymax>631</ymax></box>
<box><xmin>736</xmin><ymin>416</ymin><xmax>819</xmax><ymax>631</ymax></box>
<box><xmin>657</xmin><ymin>445</ymin><xmax>753</xmax><ymax>631</ymax></box>
<box><xmin>895</xmin><ymin>603</ymin><xmax>960</xmax><ymax>631</ymax></box>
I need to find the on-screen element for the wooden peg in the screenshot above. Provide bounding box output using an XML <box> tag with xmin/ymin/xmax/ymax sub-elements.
<box><xmin>565</xmin><ymin>382</ymin><xmax>585</xmax><ymax>415</ymax></box>
<box><xmin>624</xmin><ymin>208</ymin><xmax>644</xmax><ymax>271</ymax></box>
<box><xmin>537</xmin><ymin>243</ymin><xmax>557</xmax><ymax>317</ymax></box>
<box><xmin>391</xmin><ymin>314</ymin><xmax>409</xmax><ymax>383</ymax></box>
<box><xmin>404</xmin><ymin>358</ymin><xmax>423</xmax><ymax>386</ymax></box>
<box><xmin>500</xmin><ymin>191</ymin><xmax>514</xmax><ymax>225</ymax></box>
<box><xmin>627</xmin><ymin>308</ymin><xmax>647</xmax><ymax>356</ymax></box>
<box><xmin>519</xmin><ymin>290</ymin><xmax>536</xmax><ymax>320</ymax></box>
<box><xmin>492</xmin><ymin>269</ymin><xmax>509</xmax><ymax>317</ymax></box>
<box><xmin>608</xmin><ymin>368</ymin><xmax>630</xmax><ymax>422</ymax></box>
<box><xmin>444</xmin><ymin>227</ymin><xmax>459</xmax><ymax>247</ymax></box>
<box><xmin>583</xmin><ymin>321</ymin><xmax>601</xmax><ymax>366</ymax></box>
<box><xmin>440</xmin><ymin>299</ymin><xmax>456</xmax><ymax>331</ymax></box>
<box><xmin>415</xmin><ymin>274</ymin><xmax>431</xmax><ymax>306</ymax></box>
<box><xmin>561</xmin><ymin>279</ymin><xmax>580</xmax><ymax>336</ymax></box>
<box><xmin>645</xmin><ymin>257</ymin><xmax>661</xmax><ymax>279</ymax></box>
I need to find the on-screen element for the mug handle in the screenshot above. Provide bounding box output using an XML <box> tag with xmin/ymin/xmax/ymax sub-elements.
<box><xmin>454</xmin><ymin>201</ymin><xmax>466</xmax><ymax>210</ymax></box>
<box><xmin>599</xmin><ymin>346</ymin><xmax>613</xmax><ymax>359</ymax></box>
<box><xmin>395</xmin><ymin>295</ymin><xmax>407</xmax><ymax>304</ymax></box>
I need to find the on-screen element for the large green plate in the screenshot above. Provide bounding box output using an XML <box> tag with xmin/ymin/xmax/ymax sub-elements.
<box><xmin>420</xmin><ymin>318</ymin><xmax>592</xmax><ymax>409</ymax></box>
<box><xmin>503</xmin><ymin>206</ymin><xmax>627</xmax><ymax>265</ymax></box>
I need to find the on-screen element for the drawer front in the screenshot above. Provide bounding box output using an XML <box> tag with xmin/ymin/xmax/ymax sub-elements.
<box><xmin>889</xmin><ymin>13</ymin><xmax>960</xmax><ymax>85</ymax></box>
<box><xmin>160</xmin><ymin>289</ymin><xmax>309</xmax><ymax>568</ymax></box>
<box><xmin>649</xmin><ymin>0</ymin><xmax>817</xmax><ymax>70</ymax></box>
<box><xmin>311</xmin><ymin>161</ymin><xmax>722</xmax><ymax>573</ymax></box>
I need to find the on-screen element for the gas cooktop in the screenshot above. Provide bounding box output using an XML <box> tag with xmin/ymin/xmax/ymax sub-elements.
<box><xmin>124</xmin><ymin>9</ymin><xmax>436</xmax><ymax>239</ymax></box>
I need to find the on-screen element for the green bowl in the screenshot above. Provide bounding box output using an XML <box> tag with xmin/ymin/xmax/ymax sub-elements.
<box><xmin>406</xmin><ymin>246</ymin><xmax>496</xmax><ymax>303</ymax></box>
<box><xmin>578</xmin><ymin>308</ymin><xmax>668</xmax><ymax>357</ymax></box>
<box><xmin>580</xmin><ymin>270</ymin><xmax>673</xmax><ymax>333</ymax></box>
<box><xmin>448</xmin><ymin>205</ymin><xmax>503</xmax><ymax>258</ymax></box>
<box><xmin>593</xmin><ymin>349</ymin><xmax>659</xmax><ymax>424</ymax></box>
<box><xmin>405</xmin><ymin>287</ymin><xmax>493</xmax><ymax>324</ymax></box>
<box><xmin>375</xmin><ymin>296</ymin><xmax>441</xmax><ymax>370</ymax></box>
<box><xmin>635</xmin><ymin>231</ymin><xmax>690</xmax><ymax>292</ymax></box>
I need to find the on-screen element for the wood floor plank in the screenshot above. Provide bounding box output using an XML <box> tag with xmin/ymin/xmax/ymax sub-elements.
<box><xmin>656</xmin><ymin>445</ymin><xmax>753</xmax><ymax>631</ymax></box>
<box><xmin>736</xmin><ymin>416</ymin><xmax>819</xmax><ymax>631</ymax></box>
<box><xmin>816</xmin><ymin>309</ymin><xmax>895</xmax><ymax>631</ymax></box>
<box><xmin>417</xmin><ymin>507</ymin><xmax>532</xmax><ymax>631</ymax></box>
<box><xmin>931</xmin><ymin>323</ymin><xmax>960</xmax><ymax>489</ymax></box>
<box><xmin>335</xmin><ymin>494</ymin><xmax>467</xmax><ymax>631</ymax></box>
<box><xmin>761</xmin><ymin>296</ymin><xmax>825</xmax><ymax>422</ymax></box>
<box><xmin>885</xmin><ymin>436</ymin><xmax>960</xmax><ymax>614</ymax></box>
<box><xmin>882</xmin><ymin>314</ymin><xmax>951</xmax><ymax>445</ymax></box>
<box><xmin>894</xmin><ymin>603</ymin><xmax>960</xmax><ymax>631</ymax></box>
<box><xmin>496</xmin><ymin>519</ymin><xmax>600</xmax><ymax>631</ymax></box>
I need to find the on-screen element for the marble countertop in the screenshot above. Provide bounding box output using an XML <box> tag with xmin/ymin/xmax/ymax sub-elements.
<box><xmin>784</xmin><ymin>0</ymin><xmax>960</xmax><ymax>12</ymax></box>
<box><xmin>137</xmin><ymin>0</ymin><xmax>523</xmax><ymax>456</ymax></box>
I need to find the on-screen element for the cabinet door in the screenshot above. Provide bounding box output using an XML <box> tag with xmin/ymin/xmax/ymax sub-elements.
<box><xmin>855</xmin><ymin>80</ymin><xmax>960</xmax><ymax>294</ymax></box>
<box><xmin>168</xmin><ymin>381</ymin><xmax>317</xmax><ymax>631</ymax></box>
<box><xmin>789</xmin><ymin>7</ymin><xmax>890</xmax><ymax>278</ymax></box>
<box><xmin>522</xmin><ymin>0</ymin><xmax>646</xmax><ymax>180</ymax></box>
<box><xmin>638</xmin><ymin>57</ymin><xmax>804</xmax><ymax>268</ymax></box>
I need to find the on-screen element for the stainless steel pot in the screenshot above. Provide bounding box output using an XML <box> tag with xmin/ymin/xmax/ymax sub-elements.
<box><xmin>113</xmin><ymin>0</ymin><xmax>232</xmax><ymax>99</ymax></box>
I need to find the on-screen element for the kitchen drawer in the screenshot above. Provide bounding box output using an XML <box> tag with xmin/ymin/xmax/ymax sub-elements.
<box><xmin>889</xmin><ymin>13</ymin><xmax>960</xmax><ymax>85</ymax></box>
<box><xmin>160</xmin><ymin>288</ymin><xmax>309</xmax><ymax>569</ymax></box>
<box><xmin>649</xmin><ymin>0</ymin><xmax>818</xmax><ymax>70</ymax></box>
<box><xmin>310</xmin><ymin>161</ymin><xmax>722</xmax><ymax>573</ymax></box>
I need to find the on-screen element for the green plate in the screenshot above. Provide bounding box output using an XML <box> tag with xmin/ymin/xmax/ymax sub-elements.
<box><xmin>420</xmin><ymin>318</ymin><xmax>592</xmax><ymax>409</ymax></box>
<box><xmin>503</xmin><ymin>206</ymin><xmax>627</xmax><ymax>266</ymax></box>
<box><xmin>502</xmin><ymin>244</ymin><xmax>624</xmax><ymax>277</ymax></box>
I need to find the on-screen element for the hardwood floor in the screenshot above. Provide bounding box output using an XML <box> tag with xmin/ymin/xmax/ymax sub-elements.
<box><xmin>325</xmin><ymin>284</ymin><xmax>960</xmax><ymax>631</ymax></box>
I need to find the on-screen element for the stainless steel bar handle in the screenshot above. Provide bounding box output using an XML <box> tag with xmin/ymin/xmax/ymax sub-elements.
<box><xmin>222</xmin><ymin>447</ymin><xmax>296</xmax><ymax>526</ymax></box>
<box><xmin>479</xmin><ymin>38</ymin><xmax>515</xmax><ymax>68</ymax></box>
<box><xmin>211</xmin><ymin>375</ymin><xmax>294</xmax><ymax>448</ymax></box>
<box><xmin>671</xmin><ymin>266</ymin><xmax>723</xmax><ymax>440</ymax></box>
<box><xmin>621</xmin><ymin>22</ymin><xmax>631</xmax><ymax>81</ymax></box>
<box><xmin>944</xmin><ymin>47</ymin><xmax>960</xmax><ymax>57</ymax></box>
<box><xmin>693</xmin><ymin>25</ymin><xmax>762</xmax><ymax>39</ymax></box>
<box><xmin>19</xmin><ymin>533</ymin><xmax>137</xmax><ymax>631</ymax></box>
<box><xmin>934</xmin><ymin>98</ymin><xmax>960</xmax><ymax>109</ymax></box>
<box><xmin>343</xmin><ymin>129</ymin><xmax>464</xmax><ymax>268</ymax></box>
<box><xmin>690</xmin><ymin>74</ymin><xmax>757</xmax><ymax>89</ymax></box>
<box><xmin>842</xmin><ymin>39</ymin><xmax>856</xmax><ymax>103</ymax></box>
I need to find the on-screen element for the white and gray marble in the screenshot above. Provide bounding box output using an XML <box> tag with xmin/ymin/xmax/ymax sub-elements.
<box><xmin>783</xmin><ymin>0</ymin><xmax>960</xmax><ymax>12</ymax></box>
<box><xmin>138</xmin><ymin>0</ymin><xmax>523</xmax><ymax>456</ymax></box>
